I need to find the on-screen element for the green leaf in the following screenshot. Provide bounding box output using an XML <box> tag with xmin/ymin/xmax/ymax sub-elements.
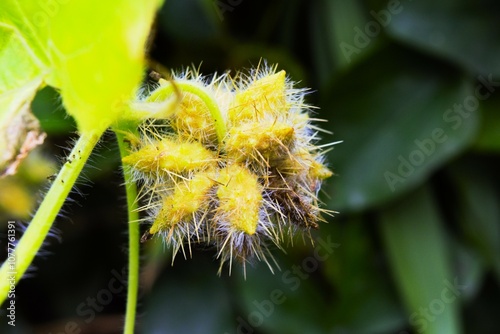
<box><xmin>322</xmin><ymin>46</ymin><xmax>479</xmax><ymax>212</ymax></box>
<box><xmin>473</xmin><ymin>91</ymin><xmax>500</xmax><ymax>152</ymax></box>
<box><xmin>326</xmin><ymin>0</ymin><xmax>378</xmax><ymax>71</ymax></box>
<box><xmin>143</xmin><ymin>254</ymin><xmax>234</xmax><ymax>334</ymax></box>
<box><xmin>46</xmin><ymin>0</ymin><xmax>164</xmax><ymax>133</ymax></box>
<box><xmin>310</xmin><ymin>0</ymin><xmax>377</xmax><ymax>86</ymax></box>
<box><xmin>1</xmin><ymin>0</ymin><xmax>164</xmax><ymax>134</ymax></box>
<box><xmin>386</xmin><ymin>0</ymin><xmax>500</xmax><ymax>76</ymax></box>
<box><xmin>448</xmin><ymin>158</ymin><xmax>500</xmax><ymax>283</ymax></box>
<box><xmin>450</xmin><ymin>239</ymin><xmax>486</xmax><ymax>302</ymax></box>
<box><xmin>323</xmin><ymin>218</ymin><xmax>407</xmax><ymax>333</ymax></box>
<box><xmin>0</xmin><ymin>1</ymin><xmax>50</xmax><ymax>174</ymax></box>
<box><xmin>234</xmin><ymin>255</ymin><xmax>330</xmax><ymax>334</ymax></box>
<box><xmin>379</xmin><ymin>186</ymin><xmax>463</xmax><ymax>334</ymax></box>
<box><xmin>31</xmin><ymin>86</ymin><xmax>75</xmax><ymax>134</ymax></box>
<box><xmin>0</xmin><ymin>1</ymin><xmax>52</xmax><ymax>77</ymax></box>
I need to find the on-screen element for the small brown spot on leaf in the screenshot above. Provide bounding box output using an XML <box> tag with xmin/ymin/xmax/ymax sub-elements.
<box><xmin>1</xmin><ymin>100</ymin><xmax>46</xmax><ymax>177</ymax></box>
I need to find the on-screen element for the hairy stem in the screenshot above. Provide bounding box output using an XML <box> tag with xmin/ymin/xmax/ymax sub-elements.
<box><xmin>114</xmin><ymin>78</ymin><xmax>227</xmax><ymax>332</ymax></box>
<box><xmin>115</xmin><ymin>128</ymin><xmax>140</xmax><ymax>334</ymax></box>
<box><xmin>0</xmin><ymin>130</ymin><xmax>102</xmax><ymax>304</ymax></box>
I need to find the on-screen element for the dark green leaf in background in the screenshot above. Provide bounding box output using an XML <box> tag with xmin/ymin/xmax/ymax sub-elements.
<box><xmin>473</xmin><ymin>91</ymin><xmax>500</xmax><ymax>152</ymax></box>
<box><xmin>380</xmin><ymin>186</ymin><xmax>462</xmax><ymax>334</ymax></box>
<box><xmin>323</xmin><ymin>217</ymin><xmax>406</xmax><ymax>333</ymax></box>
<box><xmin>387</xmin><ymin>0</ymin><xmax>500</xmax><ymax>77</ymax></box>
<box><xmin>311</xmin><ymin>0</ymin><xmax>377</xmax><ymax>86</ymax></box>
<box><xmin>31</xmin><ymin>87</ymin><xmax>75</xmax><ymax>135</ymax></box>
<box><xmin>450</xmin><ymin>239</ymin><xmax>486</xmax><ymax>303</ymax></box>
<box><xmin>448</xmin><ymin>158</ymin><xmax>500</xmax><ymax>283</ymax></box>
<box><xmin>323</xmin><ymin>46</ymin><xmax>479</xmax><ymax>212</ymax></box>
<box><xmin>234</xmin><ymin>252</ymin><xmax>330</xmax><ymax>334</ymax></box>
<box><xmin>143</xmin><ymin>254</ymin><xmax>234</xmax><ymax>334</ymax></box>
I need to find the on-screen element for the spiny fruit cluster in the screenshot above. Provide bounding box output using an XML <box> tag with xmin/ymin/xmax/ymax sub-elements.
<box><xmin>122</xmin><ymin>65</ymin><xmax>333</xmax><ymax>273</ymax></box>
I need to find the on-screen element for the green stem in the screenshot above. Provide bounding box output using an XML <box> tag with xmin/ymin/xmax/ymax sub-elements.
<box><xmin>115</xmin><ymin>128</ymin><xmax>140</xmax><ymax>334</ymax></box>
<box><xmin>116</xmin><ymin>79</ymin><xmax>226</xmax><ymax>332</ymax></box>
<box><xmin>0</xmin><ymin>130</ymin><xmax>102</xmax><ymax>304</ymax></box>
<box><xmin>148</xmin><ymin>80</ymin><xmax>227</xmax><ymax>143</ymax></box>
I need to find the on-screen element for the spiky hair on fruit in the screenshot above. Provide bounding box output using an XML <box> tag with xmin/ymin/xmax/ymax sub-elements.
<box><xmin>122</xmin><ymin>63</ymin><xmax>335</xmax><ymax>274</ymax></box>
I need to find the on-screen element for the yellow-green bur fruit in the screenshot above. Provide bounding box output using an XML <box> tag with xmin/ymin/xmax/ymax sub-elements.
<box><xmin>171</xmin><ymin>92</ymin><xmax>217</xmax><ymax>145</ymax></box>
<box><xmin>309</xmin><ymin>160</ymin><xmax>333</xmax><ymax>180</ymax></box>
<box><xmin>216</xmin><ymin>164</ymin><xmax>263</xmax><ymax>235</ymax></box>
<box><xmin>225</xmin><ymin>120</ymin><xmax>295</xmax><ymax>162</ymax></box>
<box><xmin>228</xmin><ymin>71</ymin><xmax>288</xmax><ymax>125</ymax></box>
<box><xmin>149</xmin><ymin>171</ymin><xmax>215</xmax><ymax>234</ymax></box>
<box><xmin>121</xmin><ymin>138</ymin><xmax>216</xmax><ymax>174</ymax></box>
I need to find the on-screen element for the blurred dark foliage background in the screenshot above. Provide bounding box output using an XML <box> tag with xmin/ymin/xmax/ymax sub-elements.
<box><xmin>1</xmin><ymin>0</ymin><xmax>500</xmax><ymax>333</ymax></box>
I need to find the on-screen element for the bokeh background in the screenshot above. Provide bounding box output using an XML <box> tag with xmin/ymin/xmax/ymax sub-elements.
<box><xmin>1</xmin><ymin>0</ymin><xmax>500</xmax><ymax>333</ymax></box>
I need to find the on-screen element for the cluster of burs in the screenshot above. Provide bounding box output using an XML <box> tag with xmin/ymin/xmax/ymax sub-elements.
<box><xmin>122</xmin><ymin>66</ymin><xmax>332</xmax><ymax>272</ymax></box>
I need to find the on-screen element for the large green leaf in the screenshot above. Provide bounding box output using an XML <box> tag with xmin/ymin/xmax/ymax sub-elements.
<box><xmin>386</xmin><ymin>0</ymin><xmax>500</xmax><ymax>76</ymax></box>
<box><xmin>322</xmin><ymin>46</ymin><xmax>479</xmax><ymax>212</ymax></box>
<box><xmin>46</xmin><ymin>0</ymin><xmax>164</xmax><ymax>133</ymax></box>
<box><xmin>380</xmin><ymin>186</ymin><xmax>463</xmax><ymax>334</ymax></box>
<box><xmin>0</xmin><ymin>1</ymin><xmax>52</xmax><ymax>78</ymax></box>
<box><xmin>0</xmin><ymin>0</ymin><xmax>164</xmax><ymax>135</ymax></box>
